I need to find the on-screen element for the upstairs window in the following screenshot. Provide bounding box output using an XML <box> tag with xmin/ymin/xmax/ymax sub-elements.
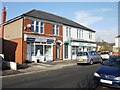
<box><xmin>56</xmin><ymin>25</ymin><xmax>59</xmax><ymax>35</ymax></box>
<box><xmin>36</xmin><ymin>21</ymin><xmax>39</xmax><ymax>33</ymax></box>
<box><xmin>66</xmin><ymin>27</ymin><xmax>68</xmax><ymax>37</ymax></box>
<box><xmin>52</xmin><ymin>24</ymin><xmax>55</xmax><ymax>35</ymax></box>
<box><xmin>40</xmin><ymin>22</ymin><xmax>44</xmax><ymax>34</ymax></box>
<box><xmin>77</xmin><ymin>30</ymin><xmax>79</xmax><ymax>38</ymax></box>
<box><xmin>53</xmin><ymin>24</ymin><xmax>59</xmax><ymax>36</ymax></box>
<box><xmin>89</xmin><ymin>32</ymin><xmax>92</xmax><ymax>39</ymax></box>
<box><xmin>79</xmin><ymin>30</ymin><xmax>81</xmax><ymax>39</ymax></box>
<box><xmin>69</xmin><ymin>28</ymin><xmax>71</xmax><ymax>37</ymax></box>
<box><xmin>31</xmin><ymin>20</ymin><xmax>44</xmax><ymax>34</ymax></box>
<box><xmin>31</xmin><ymin>21</ymin><xmax>35</xmax><ymax>32</ymax></box>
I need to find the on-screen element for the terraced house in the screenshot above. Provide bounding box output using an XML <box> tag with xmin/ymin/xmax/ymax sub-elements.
<box><xmin>0</xmin><ymin>8</ymin><xmax>96</xmax><ymax>64</ymax></box>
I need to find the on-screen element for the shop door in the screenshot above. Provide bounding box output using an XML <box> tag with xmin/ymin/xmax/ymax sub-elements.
<box><xmin>64</xmin><ymin>44</ymin><xmax>68</xmax><ymax>59</ymax></box>
<box><xmin>27</xmin><ymin>44</ymin><xmax>31</xmax><ymax>61</ymax></box>
<box><xmin>56</xmin><ymin>43</ymin><xmax>60</xmax><ymax>59</ymax></box>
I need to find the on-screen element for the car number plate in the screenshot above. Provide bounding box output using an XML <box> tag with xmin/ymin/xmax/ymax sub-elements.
<box><xmin>79</xmin><ymin>58</ymin><xmax>83</xmax><ymax>61</ymax></box>
<box><xmin>100</xmin><ymin>79</ymin><xmax>112</xmax><ymax>84</ymax></box>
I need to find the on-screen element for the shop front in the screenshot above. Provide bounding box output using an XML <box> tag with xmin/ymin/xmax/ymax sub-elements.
<box><xmin>24</xmin><ymin>34</ymin><xmax>55</xmax><ymax>62</ymax></box>
<box><xmin>71</xmin><ymin>41</ymin><xmax>96</xmax><ymax>60</ymax></box>
<box><xmin>63</xmin><ymin>40</ymin><xmax>96</xmax><ymax>60</ymax></box>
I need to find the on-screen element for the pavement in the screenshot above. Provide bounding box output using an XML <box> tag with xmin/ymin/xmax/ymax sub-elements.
<box><xmin>1</xmin><ymin>60</ymin><xmax>77</xmax><ymax>77</ymax></box>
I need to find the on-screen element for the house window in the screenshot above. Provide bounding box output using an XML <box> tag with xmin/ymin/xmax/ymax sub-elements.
<box><xmin>56</xmin><ymin>25</ymin><xmax>59</xmax><ymax>35</ymax></box>
<box><xmin>53</xmin><ymin>24</ymin><xmax>55</xmax><ymax>35</ymax></box>
<box><xmin>53</xmin><ymin>24</ymin><xmax>59</xmax><ymax>35</ymax></box>
<box><xmin>82</xmin><ymin>30</ymin><xmax>83</xmax><ymax>39</ymax></box>
<box><xmin>36</xmin><ymin>21</ymin><xmax>39</xmax><ymax>33</ymax></box>
<box><xmin>79</xmin><ymin>30</ymin><xmax>81</xmax><ymax>39</ymax></box>
<box><xmin>40</xmin><ymin>22</ymin><xmax>44</xmax><ymax>34</ymax></box>
<box><xmin>66</xmin><ymin>27</ymin><xmax>68</xmax><ymax>37</ymax></box>
<box><xmin>80</xmin><ymin>30</ymin><xmax>83</xmax><ymax>39</ymax></box>
<box><xmin>69</xmin><ymin>28</ymin><xmax>71</xmax><ymax>37</ymax></box>
<box><xmin>77</xmin><ymin>30</ymin><xmax>79</xmax><ymax>38</ymax></box>
<box><xmin>31</xmin><ymin>21</ymin><xmax>35</xmax><ymax>32</ymax></box>
<box><xmin>31</xmin><ymin>21</ymin><xmax>44</xmax><ymax>34</ymax></box>
<box><xmin>89</xmin><ymin>32</ymin><xmax>92</xmax><ymax>39</ymax></box>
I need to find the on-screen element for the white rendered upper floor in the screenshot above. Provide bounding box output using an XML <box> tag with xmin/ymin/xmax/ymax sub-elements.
<box><xmin>63</xmin><ymin>25</ymin><xmax>95</xmax><ymax>43</ymax></box>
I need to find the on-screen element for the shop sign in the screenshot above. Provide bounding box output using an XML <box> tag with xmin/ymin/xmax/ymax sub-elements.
<box><xmin>26</xmin><ymin>38</ymin><xmax>36</xmax><ymax>41</ymax></box>
<box><xmin>79</xmin><ymin>42</ymin><xmax>96</xmax><ymax>47</ymax></box>
<box><xmin>47</xmin><ymin>39</ymin><xmax>54</xmax><ymax>43</ymax></box>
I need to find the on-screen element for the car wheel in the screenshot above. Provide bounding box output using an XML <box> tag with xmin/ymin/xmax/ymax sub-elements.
<box><xmin>89</xmin><ymin>60</ymin><xmax>93</xmax><ymax>65</ymax></box>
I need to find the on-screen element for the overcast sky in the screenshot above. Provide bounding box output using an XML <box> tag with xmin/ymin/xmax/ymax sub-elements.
<box><xmin>0</xmin><ymin>2</ymin><xmax>119</xmax><ymax>43</ymax></box>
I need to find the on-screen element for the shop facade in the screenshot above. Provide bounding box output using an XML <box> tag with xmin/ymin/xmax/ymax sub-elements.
<box><xmin>63</xmin><ymin>25</ymin><xmax>96</xmax><ymax>60</ymax></box>
<box><xmin>24</xmin><ymin>34</ymin><xmax>56</xmax><ymax>62</ymax></box>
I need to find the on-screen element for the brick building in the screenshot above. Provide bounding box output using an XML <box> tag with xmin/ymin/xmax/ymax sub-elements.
<box><xmin>0</xmin><ymin>8</ymin><xmax>96</xmax><ymax>64</ymax></box>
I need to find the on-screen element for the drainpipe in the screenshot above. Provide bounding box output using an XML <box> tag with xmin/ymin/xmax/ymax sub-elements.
<box><xmin>1</xmin><ymin>6</ymin><xmax>7</xmax><ymax>55</ymax></box>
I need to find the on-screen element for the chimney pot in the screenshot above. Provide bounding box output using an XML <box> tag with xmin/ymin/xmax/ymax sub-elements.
<box><xmin>1</xmin><ymin>6</ymin><xmax>6</xmax><ymax>23</ymax></box>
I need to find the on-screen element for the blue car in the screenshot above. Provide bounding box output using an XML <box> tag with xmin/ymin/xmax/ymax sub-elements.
<box><xmin>94</xmin><ymin>56</ymin><xmax>120</xmax><ymax>88</ymax></box>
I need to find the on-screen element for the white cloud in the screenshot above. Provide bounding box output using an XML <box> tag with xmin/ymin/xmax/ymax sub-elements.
<box><xmin>74</xmin><ymin>8</ymin><xmax>113</xmax><ymax>26</ymax></box>
<box><xmin>74</xmin><ymin>10</ymin><xmax>103</xmax><ymax>26</ymax></box>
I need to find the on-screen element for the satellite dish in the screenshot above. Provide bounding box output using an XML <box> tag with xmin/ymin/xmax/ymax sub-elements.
<box><xmin>27</xmin><ymin>24</ymin><xmax>31</xmax><ymax>28</ymax></box>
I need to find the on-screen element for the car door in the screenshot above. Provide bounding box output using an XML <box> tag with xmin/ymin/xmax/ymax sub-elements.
<box><xmin>94</xmin><ymin>52</ymin><xmax>100</xmax><ymax>62</ymax></box>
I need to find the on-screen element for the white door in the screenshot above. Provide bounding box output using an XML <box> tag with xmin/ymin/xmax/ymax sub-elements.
<box><xmin>27</xmin><ymin>44</ymin><xmax>31</xmax><ymax>61</ymax></box>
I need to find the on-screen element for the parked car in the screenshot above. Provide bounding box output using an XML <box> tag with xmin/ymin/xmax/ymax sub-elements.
<box><xmin>94</xmin><ymin>56</ymin><xmax>120</xmax><ymax>88</ymax></box>
<box><xmin>0</xmin><ymin>54</ymin><xmax>6</xmax><ymax>70</ymax></box>
<box><xmin>101</xmin><ymin>51</ymin><xmax>110</xmax><ymax>60</ymax></box>
<box><xmin>77</xmin><ymin>51</ymin><xmax>102</xmax><ymax>65</ymax></box>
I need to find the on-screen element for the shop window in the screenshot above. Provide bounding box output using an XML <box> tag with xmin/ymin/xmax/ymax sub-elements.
<box><xmin>72</xmin><ymin>46</ymin><xmax>75</xmax><ymax>55</ymax></box>
<box><xmin>45</xmin><ymin>45</ymin><xmax>51</xmax><ymax>56</ymax></box>
<box><xmin>36</xmin><ymin>45</ymin><xmax>43</xmax><ymax>56</ymax></box>
<box><xmin>31</xmin><ymin>45</ymin><xmax>34</xmax><ymax>56</ymax></box>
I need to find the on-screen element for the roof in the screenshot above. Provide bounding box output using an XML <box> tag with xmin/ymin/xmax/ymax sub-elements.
<box><xmin>23</xmin><ymin>9</ymin><xmax>95</xmax><ymax>32</ymax></box>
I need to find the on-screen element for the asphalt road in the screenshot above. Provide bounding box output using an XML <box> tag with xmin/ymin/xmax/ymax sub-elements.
<box><xmin>2</xmin><ymin>63</ymin><xmax>116</xmax><ymax>89</ymax></box>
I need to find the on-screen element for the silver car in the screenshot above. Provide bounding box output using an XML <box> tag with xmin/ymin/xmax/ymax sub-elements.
<box><xmin>77</xmin><ymin>51</ymin><xmax>102</xmax><ymax>65</ymax></box>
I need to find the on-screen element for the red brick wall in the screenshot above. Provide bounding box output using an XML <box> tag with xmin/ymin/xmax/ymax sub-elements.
<box><xmin>4</xmin><ymin>38</ymin><xmax>23</xmax><ymax>64</ymax></box>
<box><xmin>23</xmin><ymin>41</ymin><xmax>27</xmax><ymax>63</ymax></box>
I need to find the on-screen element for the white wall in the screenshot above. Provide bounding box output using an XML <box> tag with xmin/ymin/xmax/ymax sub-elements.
<box><xmin>63</xmin><ymin>25</ymin><xmax>95</xmax><ymax>42</ymax></box>
<box><xmin>115</xmin><ymin>37</ymin><xmax>120</xmax><ymax>47</ymax></box>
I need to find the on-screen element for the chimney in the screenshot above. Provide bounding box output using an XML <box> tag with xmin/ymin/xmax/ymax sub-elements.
<box><xmin>1</xmin><ymin>6</ymin><xmax>6</xmax><ymax>23</ymax></box>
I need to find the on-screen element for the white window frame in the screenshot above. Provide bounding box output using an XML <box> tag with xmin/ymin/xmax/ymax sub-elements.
<box><xmin>56</xmin><ymin>24</ymin><xmax>59</xmax><ymax>36</ymax></box>
<box><xmin>31</xmin><ymin>21</ymin><xmax>44</xmax><ymax>34</ymax></box>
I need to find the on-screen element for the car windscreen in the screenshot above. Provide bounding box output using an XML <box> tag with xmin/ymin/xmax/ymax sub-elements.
<box><xmin>102</xmin><ymin>56</ymin><xmax>120</xmax><ymax>67</ymax></box>
<box><xmin>77</xmin><ymin>52</ymin><xmax>88</xmax><ymax>56</ymax></box>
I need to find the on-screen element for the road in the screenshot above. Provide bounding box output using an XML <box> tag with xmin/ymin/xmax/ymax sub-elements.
<box><xmin>2</xmin><ymin>63</ymin><xmax>115</xmax><ymax>89</ymax></box>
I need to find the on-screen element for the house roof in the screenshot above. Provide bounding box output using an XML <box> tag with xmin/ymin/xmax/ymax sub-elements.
<box><xmin>22</xmin><ymin>9</ymin><xmax>95</xmax><ymax>32</ymax></box>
